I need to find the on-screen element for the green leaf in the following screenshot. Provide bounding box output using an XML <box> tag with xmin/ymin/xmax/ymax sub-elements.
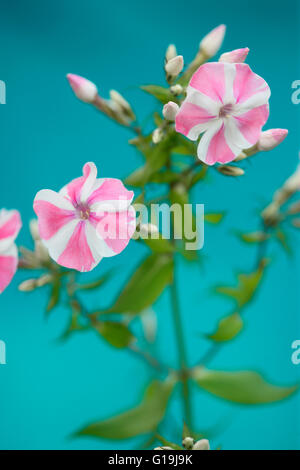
<box><xmin>215</xmin><ymin>261</ymin><xmax>267</xmax><ymax>310</ymax></box>
<box><xmin>75</xmin><ymin>379</ymin><xmax>175</xmax><ymax>440</ymax></box>
<box><xmin>142</xmin><ymin>234</ymin><xmax>175</xmax><ymax>254</ymax></box>
<box><xmin>155</xmin><ymin>434</ymin><xmax>182</xmax><ymax>450</ymax></box>
<box><xmin>208</xmin><ymin>313</ymin><xmax>243</xmax><ymax>342</ymax></box>
<box><xmin>204</xmin><ymin>213</ymin><xmax>225</xmax><ymax>224</ymax></box>
<box><xmin>96</xmin><ymin>321</ymin><xmax>134</xmax><ymax>348</ymax></box>
<box><xmin>193</xmin><ymin>368</ymin><xmax>297</xmax><ymax>405</ymax></box>
<box><xmin>141</xmin><ymin>85</ymin><xmax>176</xmax><ymax>105</ymax></box>
<box><xmin>275</xmin><ymin>228</ymin><xmax>292</xmax><ymax>256</ymax></box>
<box><xmin>76</xmin><ymin>270</ymin><xmax>114</xmax><ymax>291</ymax></box>
<box><xmin>237</xmin><ymin>231</ymin><xmax>270</xmax><ymax>244</ymax></box>
<box><xmin>46</xmin><ymin>279</ymin><xmax>60</xmax><ymax>314</ymax></box>
<box><xmin>107</xmin><ymin>254</ymin><xmax>173</xmax><ymax>315</ymax></box>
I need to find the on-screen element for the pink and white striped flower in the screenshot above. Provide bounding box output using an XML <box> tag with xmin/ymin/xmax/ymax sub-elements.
<box><xmin>0</xmin><ymin>209</ymin><xmax>22</xmax><ymax>293</ymax></box>
<box><xmin>175</xmin><ymin>62</ymin><xmax>271</xmax><ymax>165</ymax></box>
<box><xmin>33</xmin><ymin>162</ymin><xmax>136</xmax><ymax>272</ymax></box>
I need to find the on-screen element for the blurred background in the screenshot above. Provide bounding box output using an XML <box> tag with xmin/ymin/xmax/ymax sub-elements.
<box><xmin>0</xmin><ymin>0</ymin><xmax>299</xmax><ymax>450</ymax></box>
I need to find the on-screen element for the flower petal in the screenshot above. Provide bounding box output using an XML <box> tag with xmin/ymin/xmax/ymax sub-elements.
<box><xmin>175</xmin><ymin>99</ymin><xmax>217</xmax><ymax>140</ymax></box>
<box><xmin>232</xmin><ymin>104</ymin><xmax>269</xmax><ymax>146</ymax></box>
<box><xmin>233</xmin><ymin>63</ymin><xmax>270</xmax><ymax>111</ymax></box>
<box><xmin>93</xmin><ymin>206</ymin><xmax>136</xmax><ymax>257</ymax></box>
<box><xmin>0</xmin><ymin>244</ymin><xmax>18</xmax><ymax>293</ymax></box>
<box><xmin>189</xmin><ymin>62</ymin><xmax>226</xmax><ymax>103</ymax></box>
<box><xmin>197</xmin><ymin>120</ymin><xmax>237</xmax><ymax>165</ymax></box>
<box><xmin>0</xmin><ymin>210</ymin><xmax>22</xmax><ymax>253</ymax></box>
<box><xmin>59</xmin><ymin>162</ymin><xmax>98</xmax><ymax>206</ymax></box>
<box><xmin>33</xmin><ymin>190</ymin><xmax>76</xmax><ymax>240</ymax></box>
<box><xmin>57</xmin><ymin>221</ymin><xmax>99</xmax><ymax>272</ymax></box>
<box><xmin>88</xmin><ymin>178</ymin><xmax>134</xmax><ymax>212</ymax></box>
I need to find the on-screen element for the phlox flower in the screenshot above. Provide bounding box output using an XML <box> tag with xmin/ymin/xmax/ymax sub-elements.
<box><xmin>33</xmin><ymin>162</ymin><xmax>136</xmax><ymax>272</ymax></box>
<box><xmin>0</xmin><ymin>209</ymin><xmax>22</xmax><ymax>293</ymax></box>
<box><xmin>175</xmin><ymin>62</ymin><xmax>271</xmax><ymax>165</ymax></box>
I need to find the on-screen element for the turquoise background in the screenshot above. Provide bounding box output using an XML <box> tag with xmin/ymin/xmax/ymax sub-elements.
<box><xmin>0</xmin><ymin>0</ymin><xmax>299</xmax><ymax>450</ymax></box>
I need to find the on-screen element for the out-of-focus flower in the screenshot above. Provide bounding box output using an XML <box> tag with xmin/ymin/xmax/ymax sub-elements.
<box><xmin>219</xmin><ymin>47</ymin><xmax>249</xmax><ymax>63</ymax></box>
<box><xmin>0</xmin><ymin>209</ymin><xmax>22</xmax><ymax>293</ymax></box>
<box><xmin>165</xmin><ymin>55</ymin><xmax>184</xmax><ymax>78</ymax></box>
<box><xmin>33</xmin><ymin>162</ymin><xmax>136</xmax><ymax>272</ymax></box>
<box><xmin>256</xmin><ymin>129</ymin><xmax>288</xmax><ymax>151</ymax></box>
<box><xmin>165</xmin><ymin>44</ymin><xmax>177</xmax><ymax>62</ymax></box>
<box><xmin>66</xmin><ymin>74</ymin><xmax>98</xmax><ymax>103</ymax></box>
<box><xmin>192</xmin><ymin>439</ymin><xmax>210</xmax><ymax>450</ymax></box>
<box><xmin>163</xmin><ymin>101</ymin><xmax>179</xmax><ymax>121</ymax></box>
<box><xmin>199</xmin><ymin>25</ymin><xmax>226</xmax><ymax>58</ymax></box>
<box><xmin>175</xmin><ymin>62</ymin><xmax>270</xmax><ymax>165</ymax></box>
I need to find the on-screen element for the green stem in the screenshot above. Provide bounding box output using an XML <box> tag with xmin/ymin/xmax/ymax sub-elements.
<box><xmin>170</xmin><ymin>260</ymin><xmax>192</xmax><ymax>428</ymax></box>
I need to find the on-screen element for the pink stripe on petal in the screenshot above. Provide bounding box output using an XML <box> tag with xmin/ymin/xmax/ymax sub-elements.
<box><xmin>233</xmin><ymin>63</ymin><xmax>269</xmax><ymax>105</ymax></box>
<box><xmin>175</xmin><ymin>102</ymin><xmax>215</xmax><ymax>138</ymax></box>
<box><xmin>0</xmin><ymin>211</ymin><xmax>22</xmax><ymax>242</ymax></box>
<box><xmin>33</xmin><ymin>200</ymin><xmax>75</xmax><ymax>240</ymax></box>
<box><xmin>65</xmin><ymin>177</ymin><xmax>85</xmax><ymax>206</ymax></box>
<box><xmin>57</xmin><ymin>221</ymin><xmax>95</xmax><ymax>272</ymax></box>
<box><xmin>189</xmin><ymin>63</ymin><xmax>225</xmax><ymax>103</ymax></box>
<box><xmin>206</xmin><ymin>123</ymin><xmax>236</xmax><ymax>165</ymax></box>
<box><xmin>0</xmin><ymin>253</ymin><xmax>18</xmax><ymax>293</ymax></box>
<box><xmin>233</xmin><ymin>104</ymin><xmax>269</xmax><ymax>145</ymax></box>
<box><xmin>95</xmin><ymin>209</ymin><xmax>136</xmax><ymax>255</ymax></box>
<box><xmin>87</xmin><ymin>179</ymin><xmax>134</xmax><ymax>207</ymax></box>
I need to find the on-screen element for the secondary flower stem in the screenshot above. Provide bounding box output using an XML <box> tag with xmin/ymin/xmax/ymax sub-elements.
<box><xmin>170</xmin><ymin>260</ymin><xmax>192</xmax><ymax>428</ymax></box>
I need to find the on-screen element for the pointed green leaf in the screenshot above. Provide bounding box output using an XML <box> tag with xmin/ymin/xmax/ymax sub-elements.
<box><xmin>236</xmin><ymin>231</ymin><xmax>270</xmax><ymax>244</ymax></box>
<box><xmin>141</xmin><ymin>85</ymin><xmax>176</xmax><ymax>105</ymax></box>
<box><xmin>75</xmin><ymin>379</ymin><xmax>175</xmax><ymax>440</ymax></box>
<box><xmin>275</xmin><ymin>228</ymin><xmax>293</xmax><ymax>256</ymax></box>
<box><xmin>155</xmin><ymin>434</ymin><xmax>182</xmax><ymax>450</ymax></box>
<box><xmin>204</xmin><ymin>213</ymin><xmax>225</xmax><ymax>224</ymax></box>
<box><xmin>215</xmin><ymin>261</ymin><xmax>267</xmax><ymax>310</ymax></box>
<box><xmin>76</xmin><ymin>270</ymin><xmax>114</xmax><ymax>291</ymax></box>
<box><xmin>208</xmin><ymin>313</ymin><xmax>243</xmax><ymax>342</ymax></box>
<box><xmin>46</xmin><ymin>279</ymin><xmax>60</xmax><ymax>314</ymax></box>
<box><xmin>107</xmin><ymin>254</ymin><xmax>173</xmax><ymax>314</ymax></box>
<box><xmin>96</xmin><ymin>321</ymin><xmax>134</xmax><ymax>349</ymax></box>
<box><xmin>193</xmin><ymin>368</ymin><xmax>297</xmax><ymax>405</ymax></box>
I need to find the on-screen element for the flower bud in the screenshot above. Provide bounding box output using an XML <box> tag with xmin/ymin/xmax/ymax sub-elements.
<box><xmin>219</xmin><ymin>47</ymin><xmax>249</xmax><ymax>63</ymax></box>
<box><xmin>200</xmin><ymin>24</ymin><xmax>226</xmax><ymax>58</ymax></box>
<box><xmin>165</xmin><ymin>55</ymin><xmax>184</xmax><ymax>77</ymax></box>
<box><xmin>152</xmin><ymin>127</ymin><xmax>164</xmax><ymax>144</ymax></box>
<box><xmin>140</xmin><ymin>223</ymin><xmax>159</xmax><ymax>238</ymax></box>
<box><xmin>163</xmin><ymin>101</ymin><xmax>179</xmax><ymax>121</ymax></box>
<box><xmin>182</xmin><ymin>437</ymin><xmax>194</xmax><ymax>450</ymax></box>
<box><xmin>192</xmin><ymin>439</ymin><xmax>210</xmax><ymax>450</ymax></box>
<box><xmin>29</xmin><ymin>219</ymin><xmax>40</xmax><ymax>241</ymax></box>
<box><xmin>18</xmin><ymin>279</ymin><xmax>37</xmax><ymax>292</ymax></box>
<box><xmin>170</xmin><ymin>84</ymin><xmax>183</xmax><ymax>96</ymax></box>
<box><xmin>257</xmin><ymin>129</ymin><xmax>288</xmax><ymax>151</ymax></box>
<box><xmin>234</xmin><ymin>151</ymin><xmax>247</xmax><ymax>162</ymax></box>
<box><xmin>282</xmin><ymin>158</ymin><xmax>300</xmax><ymax>194</ymax></box>
<box><xmin>165</xmin><ymin>44</ymin><xmax>177</xmax><ymax>62</ymax></box>
<box><xmin>109</xmin><ymin>89</ymin><xmax>136</xmax><ymax>121</ymax></box>
<box><xmin>36</xmin><ymin>274</ymin><xmax>53</xmax><ymax>287</ymax></box>
<box><xmin>218</xmin><ymin>165</ymin><xmax>245</xmax><ymax>176</ymax></box>
<box><xmin>66</xmin><ymin>73</ymin><xmax>98</xmax><ymax>103</ymax></box>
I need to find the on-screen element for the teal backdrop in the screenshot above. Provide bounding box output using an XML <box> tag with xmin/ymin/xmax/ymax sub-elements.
<box><xmin>0</xmin><ymin>0</ymin><xmax>299</xmax><ymax>450</ymax></box>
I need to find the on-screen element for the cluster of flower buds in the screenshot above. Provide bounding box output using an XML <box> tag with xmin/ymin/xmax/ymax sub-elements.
<box><xmin>18</xmin><ymin>274</ymin><xmax>53</xmax><ymax>292</ymax></box>
<box><xmin>66</xmin><ymin>74</ymin><xmax>136</xmax><ymax>126</ymax></box>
